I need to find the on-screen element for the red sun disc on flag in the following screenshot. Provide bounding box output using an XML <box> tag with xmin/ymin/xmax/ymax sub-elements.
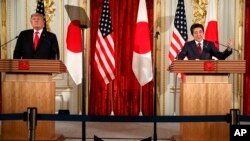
<box><xmin>66</xmin><ymin>20</ymin><xmax>82</xmax><ymax>53</ymax></box>
<box><xmin>133</xmin><ymin>22</ymin><xmax>151</xmax><ymax>54</ymax></box>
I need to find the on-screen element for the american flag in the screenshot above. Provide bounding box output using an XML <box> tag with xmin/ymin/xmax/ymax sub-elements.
<box><xmin>36</xmin><ymin>0</ymin><xmax>46</xmax><ymax>30</ymax></box>
<box><xmin>95</xmin><ymin>0</ymin><xmax>115</xmax><ymax>84</ymax></box>
<box><xmin>169</xmin><ymin>0</ymin><xmax>188</xmax><ymax>63</ymax></box>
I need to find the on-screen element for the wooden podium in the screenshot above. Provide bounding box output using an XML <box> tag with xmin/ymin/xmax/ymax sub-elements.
<box><xmin>0</xmin><ymin>59</ymin><xmax>66</xmax><ymax>141</ymax></box>
<box><xmin>169</xmin><ymin>60</ymin><xmax>246</xmax><ymax>141</ymax></box>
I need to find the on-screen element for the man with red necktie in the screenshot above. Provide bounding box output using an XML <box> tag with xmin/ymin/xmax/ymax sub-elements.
<box><xmin>177</xmin><ymin>23</ymin><xmax>232</xmax><ymax>60</ymax></box>
<box><xmin>13</xmin><ymin>13</ymin><xmax>59</xmax><ymax>60</ymax></box>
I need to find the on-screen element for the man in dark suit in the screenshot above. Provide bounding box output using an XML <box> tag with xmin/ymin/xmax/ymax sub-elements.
<box><xmin>13</xmin><ymin>13</ymin><xmax>59</xmax><ymax>59</ymax></box>
<box><xmin>177</xmin><ymin>23</ymin><xmax>232</xmax><ymax>60</ymax></box>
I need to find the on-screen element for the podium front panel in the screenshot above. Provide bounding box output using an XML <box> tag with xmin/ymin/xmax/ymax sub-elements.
<box><xmin>1</xmin><ymin>73</ymin><xmax>56</xmax><ymax>139</ymax></box>
<box><xmin>180</xmin><ymin>75</ymin><xmax>231</xmax><ymax>141</ymax></box>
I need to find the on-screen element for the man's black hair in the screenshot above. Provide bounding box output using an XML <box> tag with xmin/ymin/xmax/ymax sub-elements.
<box><xmin>190</xmin><ymin>23</ymin><xmax>204</xmax><ymax>35</ymax></box>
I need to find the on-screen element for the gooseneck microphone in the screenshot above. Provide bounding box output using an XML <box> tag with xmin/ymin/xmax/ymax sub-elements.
<box><xmin>214</xmin><ymin>41</ymin><xmax>239</xmax><ymax>52</ymax></box>
<box><xmin>0</xmin><ymin>36</ymin><xmax>18</xmax><ymax>48</ymax></box>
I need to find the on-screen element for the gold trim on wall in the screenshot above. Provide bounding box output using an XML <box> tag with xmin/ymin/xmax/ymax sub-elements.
<box><xmin>2</xmin><ymin>0</ymin><xmax>12</xmax><ymax>59</ymax></box>
<box><xmin>43</xmin><ymin>0</ymin><xmax>56</xmax><ymax>32</ymax></box>
<box><xmin>238</xmin><ymin>0</ymin><xmax>243</xmax><ymax>57</ymax></box>
<box><xmin>26</xmin><ymin>0</ymin><xmax>28</xmax><ymax>29</ymax></box>
<box><xmin>237</xmin><ymin>0</ymin><xmax>244</xmax><ymax>111</ymax></box>
<box><xmin>60</xmin><ymin>0</ymin><xmax>63</xmax><ymax>62</ymax></box>
<box><xmin>191</xmin><ymin>0</ymin><xmax>208</xmax><ymax>25</ymax></box>
<box><xmin>81</xmin><ymin>0</ymin><xmax>87</xmax><ymax>115</ymax></box>
<box><xmin>1</xmin><ymin>0</ymin><xmax>7</xmax><ymax>59</ymax></box>
<box><xmin>155</xmin><ymin>0</ymin><xmax>162</xmax><ymax>115</ymax></box>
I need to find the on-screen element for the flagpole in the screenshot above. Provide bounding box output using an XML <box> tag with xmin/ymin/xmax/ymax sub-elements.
<box><xmin>153</xmin><ymin>31</ymin><xmax>160</xmax><ymax>141</ymax></box>
<box><xmin>80</xmin><ymin>25</ymin><xmax>87</xmax><ymax>141</ymax></box>
<box><xmin>139</xmin><ymin>86</ymin><xmax>143</xmax><ymax>116</ymax></box>
<box><xmin>110</xmin><ymin>81</ymin><xmax>115</xmax><ymax>116</ymax></box>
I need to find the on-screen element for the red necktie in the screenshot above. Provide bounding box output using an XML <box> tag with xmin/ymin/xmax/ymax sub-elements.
<box><xmin>197</xmin><ymin>42</ymin><xmax>202</xmax><ymax>54</ymax></box>
<box><xmin>34</xmin><ymin>31</ymin><xmax>39</xmax><ymax>49</ymax></box>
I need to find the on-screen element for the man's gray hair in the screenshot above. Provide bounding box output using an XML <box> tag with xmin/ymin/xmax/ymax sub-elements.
<box><xmin>30</xmin><ymin>13</ymin><xmax>44</xmax><ymax>19</ymax></box>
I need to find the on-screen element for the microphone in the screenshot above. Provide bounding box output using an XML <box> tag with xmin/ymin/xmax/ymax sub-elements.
<box><xmin>214</xmin><ymin>41</ymin><xmax>239</xmax><ymax>52</ymax></box>
<box><xmin>0</xmin><ymin>36</ymin><xmax>18</xmax><ymax>48</ymax></box>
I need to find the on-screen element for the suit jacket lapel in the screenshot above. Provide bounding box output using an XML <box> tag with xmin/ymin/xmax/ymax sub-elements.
<box><xmin>200</xmin><ymin>40</ymin><xmax>209</xmax><ymax>57</ymax></box>
<box><xmin>27</xmin><ymin>30</ymin><xmax>34</xmax><ymax>50</ymax></box>
<box><xmin>36</xmin><ymin>31</ymin><xmax>46</xmax><ymax>50</ymax></box>
<box><xmin>190</xmin><ymin>40</ymin><xmax>199</xmax><ymax>56</ymax></box>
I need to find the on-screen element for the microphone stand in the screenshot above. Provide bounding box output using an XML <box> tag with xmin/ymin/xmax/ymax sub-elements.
<box><xmin>216</xmin><ymin>42</ymin><xmax>240</xmax><ymax>109</ymax></box>
<box><xmin>216</xmin><ymin>42</ymin><xmax>239</xmax><ymax>52</ymax></box>
<box><xmin>0</xmin><ymin>36</ymin><xmax>18</xmax><ymax>48</ymax></box>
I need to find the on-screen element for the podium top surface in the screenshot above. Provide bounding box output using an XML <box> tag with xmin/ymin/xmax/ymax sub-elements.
<box><xmin>0</xmin><ymin>59</ymin><xmax>67</xmax><ymax>73</ymax></box>
<box><xmin>169</xmin><ymin>60</ymin><xmax>246</xmax><ymax>74</ymax></box>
